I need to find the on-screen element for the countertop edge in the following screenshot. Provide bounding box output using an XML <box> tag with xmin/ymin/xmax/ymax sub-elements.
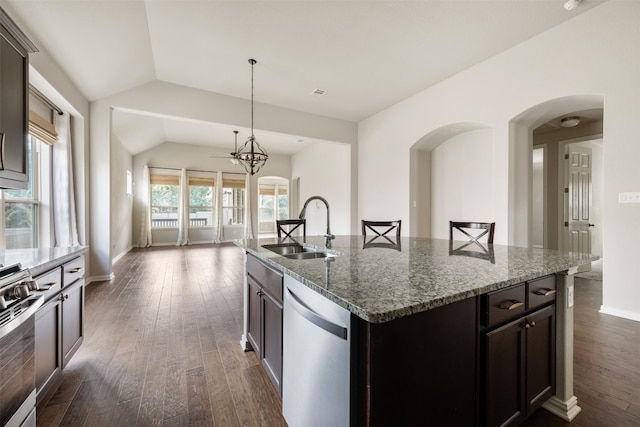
<box><xmin>238</xmin><ymin>240</ymin><xmax>597</xmax><ymax>323</ymax></box>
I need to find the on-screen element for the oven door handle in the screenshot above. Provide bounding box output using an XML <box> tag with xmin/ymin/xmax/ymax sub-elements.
<box><xmin>0</xmin><ymin>295</ymin><xmax>44</xmax><ymax>340</ymax></box>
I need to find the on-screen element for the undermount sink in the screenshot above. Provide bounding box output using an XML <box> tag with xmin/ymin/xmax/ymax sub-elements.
<box><xmin>261</xmin><ymin>243</ymin><xmax>338</xmax><ymax>259</ymax></box>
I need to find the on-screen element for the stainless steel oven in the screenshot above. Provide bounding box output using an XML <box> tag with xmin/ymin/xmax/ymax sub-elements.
<box><xmin>0</xmin><ymin>264</ymin><xmax>43</xmax><ymax>427</ymax></box>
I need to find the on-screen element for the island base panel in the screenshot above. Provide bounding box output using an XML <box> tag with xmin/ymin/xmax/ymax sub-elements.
<box><xmin>356</xmin><ymin>297</ymin><xmax>478</xmax><ymax>426</ymax></box>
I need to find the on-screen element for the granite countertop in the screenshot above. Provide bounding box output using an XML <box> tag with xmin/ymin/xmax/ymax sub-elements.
<box><xmin>0</xmin><ymin>246</ymin><xmax>88</xmax><ymax>276</ymax></box>
<box><xmin>236</xmin><ymin>236</ymin><xmax>598</xmax><ymax>323</ymax></box>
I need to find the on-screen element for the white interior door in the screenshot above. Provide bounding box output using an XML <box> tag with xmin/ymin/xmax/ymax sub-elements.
<box><xmin>565</xmin><ymin>145</ymin><xmax>592</xmax><ymax>253</ymax></box>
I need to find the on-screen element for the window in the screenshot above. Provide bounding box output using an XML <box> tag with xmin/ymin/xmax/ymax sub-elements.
<box><xmin>3</xmin><ymin>136</ymin><xmax>38</xmax><ymax>249</ymax></box>
<box><xmin>150</xmin><ymin>174</ymin><xmax>179</xmax><ymax>228</ymax></box>
<box><xmin>258</xmin><ymin>185</ymin><xmax>289</xmax><ymax>224</ymax></box>
<box><xmin>188</xmin><ymin>176</ymin><xmax>214</xmax><ymax>227</ymax></box>
<box><xmin>222</xmin><ymin>178</ymin><xmax>245</xmax><ymax>225</ymax></box>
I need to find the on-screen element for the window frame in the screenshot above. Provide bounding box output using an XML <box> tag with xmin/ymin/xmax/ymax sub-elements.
<box><xmin>150</xmin><ymin>173</ymin><xmax>180</xmax><ymax>229</ymax></box>
<box><xmin>2</xmin><ymin>135</ymin><xmax>43</xmax><ymax>249</ymax></box>
<box><xmin>222</xmin><ymin>178</ymin><xmax>245</xmax><ymax>226</ymax></box>
<box><xmin>187</xmin><ymin>175</ymin><xmax>215</xmax><ymax>228</ymax></box>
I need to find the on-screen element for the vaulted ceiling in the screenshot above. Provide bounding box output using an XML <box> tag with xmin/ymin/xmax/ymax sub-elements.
<box><xmin>4</xmin><ymin>0</ymin><xmax>607</xmax><ymax>155</ymax></box>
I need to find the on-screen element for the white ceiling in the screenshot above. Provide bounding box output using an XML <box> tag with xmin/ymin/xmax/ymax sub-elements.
<box><xmin>4</xmin><ymin>0</ymin><xmax>607</xmax><ymax>155</ymax></box>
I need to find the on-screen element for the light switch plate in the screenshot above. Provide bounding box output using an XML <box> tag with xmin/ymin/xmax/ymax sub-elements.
<box><xmin>619</xmin><ymin>192</ymin><xmax>640</xmax><ymax>203</ymax></box>
<box><xmin>568</xmin><ymin>285</ymin><xmax>574</xmax><ymax>308</ymax></box>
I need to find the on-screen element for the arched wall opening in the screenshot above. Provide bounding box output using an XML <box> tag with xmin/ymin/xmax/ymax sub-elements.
<box><xmin>409</xmin><ymin>122</ymin><xmax>493</xmax><ymax>239</ymax></box>
<box><xmin>509</xmin><ymin>94</ymin><xmax>604</xmax><ymax>249</ymax></box>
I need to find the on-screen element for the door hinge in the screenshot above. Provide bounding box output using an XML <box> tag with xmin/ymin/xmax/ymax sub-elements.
<box><xmin>565</xmin><ymin>154</ymin><xmax>569</xmax><ymax>160</ymax></box>
<box><xmin>564</xmin><ymin>222</ymin><xmax>569</xmax><ymax>227</ymax></box>
<box><xmin>564</xmin><ymin>188</ymin><xmax>569</xmax><ymax>193</ymax></box>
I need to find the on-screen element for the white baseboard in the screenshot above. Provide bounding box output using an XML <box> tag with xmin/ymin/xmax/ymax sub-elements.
<box><xmin>112</xmin><ymin>245</ymin><xmax>133</xmax><ymax>265</ymax></box>
<box><xmin>599</xmin><ymin>305</ymin><xmax>640</xmax><ymax>322</ymax></box>
<box><xmin>85</xmin><ymin>272</ymin><xmax>115</xmax><ymax>286</ymax></box>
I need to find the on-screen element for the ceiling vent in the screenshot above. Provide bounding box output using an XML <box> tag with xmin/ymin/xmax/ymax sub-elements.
<box><xmin>311</xmin><ymin>88</ymin><xmax>326</xmax><ymax>96</ymax></box>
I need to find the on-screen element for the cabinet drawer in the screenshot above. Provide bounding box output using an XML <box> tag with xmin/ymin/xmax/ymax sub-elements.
<box><xmin>527</xmin><ymin>275</ymin><xmax>556</xmax><ymax>311</ymax></box>
<box><xmin>247</xmin><ymin>255</ymin><xmax>283</xmax><ymax>302</ymax></box>
<box><xmin>484</xmin><ymin>283</ymin><xmax>526</xmax><ymax>327</ymax></box>
<box><xmin>34</xmin><ymin>267</ymin><xmax>62</xmax><ymax>303</ymax></box>
<box><xmin>63</xmin><ymin>256</ymin><xmax>84</xmax><ymax>287</ymax></box>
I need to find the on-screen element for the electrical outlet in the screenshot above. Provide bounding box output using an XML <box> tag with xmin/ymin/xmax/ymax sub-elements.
<box><xmin>568</xmin><ymin>285</ymin><xmax>574</xmax><ymax>308</ymax></box>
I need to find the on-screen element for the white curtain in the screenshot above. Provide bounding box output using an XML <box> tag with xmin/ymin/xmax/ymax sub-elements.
<box><xmin>244</xmin><ymin>173</ymin><xmax>254</xmax><ymax>239</ymax></box>
<box><xmin>176</xmin><ymin>168</ymin><xmax>190</xmax><ymax>246</ymax></box>
<box><xmin>52</xmin><ymin>112</ymin><xmax>80</xmax><ymax>247</ymax></box>
<box><xmin>215</xmin><ymin>171</ymin><xmax>224</xmax><ymax>243</ymax></box>
<box><xmin>137</xmin><ymin>165</ymin><xmax>152</xmax><ymax>247</ymax></box>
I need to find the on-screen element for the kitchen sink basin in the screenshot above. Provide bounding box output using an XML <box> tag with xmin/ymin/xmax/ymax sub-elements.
<box><xmin>261</xmin><ymin>243</ymin><xmax>338</xmax><ymax>259</ymax></box>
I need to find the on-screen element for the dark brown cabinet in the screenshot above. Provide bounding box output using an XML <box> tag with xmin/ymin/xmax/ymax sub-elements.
<box><xmin>246</xmin><ymin>254</ymin><xmax>283</xmax><ymax>395</ymax></box>
<box><xmin>481</xmin><ymin>275</ymin><xmax>556</xmax><ymax>427</ymax></box>
<box><xmin>0</xmin><ymin>9</ymin><xmax>36</xmax><ymax>190</ymax></box>
<box><xmin>34</xmin><ymin>255</ymin><xmax>85</xmax><ymax>409</ymax></box>
<box><xmin>61</xmin><ymin>256</ymin><xmax>84</xmax><ymax>367</ymax></box>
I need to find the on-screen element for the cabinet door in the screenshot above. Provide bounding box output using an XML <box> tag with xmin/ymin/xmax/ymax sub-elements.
<box><xmin>262</xmin><ymin>291</ymin><xmax>283</xmax><ymax>394</ymax></box>
<box><xmin>61</xmin><ymin>279</ymin><xmax>84</xmax><ymax>368</ymax></box>
<box><xmin>0</xmin><ymin>30</ymin><xmax>28</xmax><ymax>188</ymax></box>
<box><xmin>35</xmin><ymin>297</ymin><xmax>62</xmax><ymax>405</ymax></box>
<box><xmin>247</xmin><ymin>275</ymin><xmax>262</xmax><ymax>357</ymax></box>
<box><xmin>526</xmin><ymin>305</ymin><xmax>555</xmax><ymax>412</ymax></box>
<box><xmin>484</xmin><ymin>317</ymin><xmax>526</xmax><ymax>427</ymax></box>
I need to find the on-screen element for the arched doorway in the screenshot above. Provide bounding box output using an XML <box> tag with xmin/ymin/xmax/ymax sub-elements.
<box><xmin>511</xmin><ymin>95</ymin><xmax>603</xmax><ymax>260</ymax></box>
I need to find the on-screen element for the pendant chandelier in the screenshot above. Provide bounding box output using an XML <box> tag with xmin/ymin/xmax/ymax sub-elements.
<box><xmin>232</xmin><ymin>58</ymin><xmax>268</xmax><ymax>175</ymax></box>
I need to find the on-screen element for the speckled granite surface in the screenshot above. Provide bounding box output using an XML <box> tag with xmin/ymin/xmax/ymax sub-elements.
<box><xmin>0</xmin><ymin>246</ymin><xmax>87</xmax><ymax>276</ymax></box>
<box><xmin>236</xmin><ymin>236</ymin><xmax>598</xmax><ymax>323</ymax></box>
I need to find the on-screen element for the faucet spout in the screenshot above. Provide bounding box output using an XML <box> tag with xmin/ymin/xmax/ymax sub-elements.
<box><xmin>299</xmin><ymin>196</ymin><xmax>334</xmax><ymax>248</ymax></box>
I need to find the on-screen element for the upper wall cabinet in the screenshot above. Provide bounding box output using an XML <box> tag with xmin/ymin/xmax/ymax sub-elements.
<box><xmin>0</xmin><ymin>7</ymin><xmax>37</xmax><ymax>190</ymax></box>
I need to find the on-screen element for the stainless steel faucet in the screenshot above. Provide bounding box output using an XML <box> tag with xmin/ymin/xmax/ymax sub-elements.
<box><xmin>299</xmin><ymin>196</ymin><xmax>335</xmax><ymax>248</ymax></box>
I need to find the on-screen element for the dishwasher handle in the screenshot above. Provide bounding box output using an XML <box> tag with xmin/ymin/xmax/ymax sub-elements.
<box><xmin>285</xmin><ymin>286</ymin><xmax>348</xmax><ymax>340</ymax></box>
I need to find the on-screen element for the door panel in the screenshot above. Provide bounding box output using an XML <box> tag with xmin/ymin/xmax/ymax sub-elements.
<box><xmin>566</xmin><ymin>145</ymin><xmax>592</xmax><ymax>253</ymax></box>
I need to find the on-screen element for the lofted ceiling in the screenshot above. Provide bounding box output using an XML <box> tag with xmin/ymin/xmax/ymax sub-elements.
<box><xmin>4</xmin><ymin>0</ymin><xmax>607</xmax><ymax>156</ymax></box>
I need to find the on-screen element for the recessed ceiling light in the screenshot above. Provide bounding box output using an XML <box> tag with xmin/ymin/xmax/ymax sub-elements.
<box><xmin>311</xmin><ymin>88</ymin><xmax>326</xmax><ymax>96</ymax></box>
<box><xmin>560</xmin><ymin>116</ymin><xmax>581</xmax><ymax>127</ymax></box>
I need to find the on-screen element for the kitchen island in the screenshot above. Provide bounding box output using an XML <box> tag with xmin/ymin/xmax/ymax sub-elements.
<box><xmin>236</xmin><ymin>236</ymin><xmax>597</xmax><ymax>427</ymax></box>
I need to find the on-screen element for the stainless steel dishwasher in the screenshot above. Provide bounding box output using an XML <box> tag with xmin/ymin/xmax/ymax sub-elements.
<box><xmin>283</xmin><ymin>275</ymin><xmax>351</xmax><ymax>427</ymax></box>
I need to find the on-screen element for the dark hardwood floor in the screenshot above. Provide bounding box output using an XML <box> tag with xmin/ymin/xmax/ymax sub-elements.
<box><xmin>36</xmin><ymin>244</ymin><xmax>639</xmax><ymax>426</ymax></box>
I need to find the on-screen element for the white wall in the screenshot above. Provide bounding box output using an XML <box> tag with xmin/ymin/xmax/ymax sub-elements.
<box><xmin>110</xmin><ymin>137</ymin><xmax>133</xmax><ymax>259</ymax></box>
<box><xmin>291</xmin><ymin>142</ymin><xmax>351</xmax><ymax>236</ymax></box>
<box><xmin>431</xmin><ymin>129</ymin><xmax>494</xmax><ymax>239</ymax></box>
<box><xmin>359</xmin><ymin>1</ymin><xmax>640</xmax><ymax>320</ymax></box>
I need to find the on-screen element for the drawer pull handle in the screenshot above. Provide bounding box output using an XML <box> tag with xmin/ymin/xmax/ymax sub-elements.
<box><xmin>499</xmin><ymin>300</ymin><xmax>524</xmax><ymax>310</ymax></box>
<box><xmin>37</xmin><ymin>282</ymin><xmax>58</xmax><ymax>291</ymax></box>
<box><xmin>525</xmin><ymin>321</ymin><xmax>537</xmax><ymax>329</ymax></box>
<box><xmin>59</xmin><ymin>293</ymin><xmax>69</xmax><ymax>301</ymax></box>
<box><xmin>534</xmin><ymin>288</ymin><xmax>556</xmax><ymax>296</ymax></box>
<box><xmin>68</xmin><ymin>268</ymin><xmax>83</xmax><ymax>274</ymax></box>
<box><xmin>0</xmin><ymin>132</ymin><xmax>5</xmax><ymax>170</ymax></box>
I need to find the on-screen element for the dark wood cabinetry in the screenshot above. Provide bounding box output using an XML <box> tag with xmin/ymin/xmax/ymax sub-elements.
<box><xmin>246</xmin><ymin>254</ymin><xmax>283</xmax><ymax>395</ymax></box>
<box><xmin>0</xmin><ymin>9</ymin><xmax>37</xmax><ymax>190</ymax></box>
<box><xmin>34</xmin><ymin>255</ymin><xmax>85</xmax><ymax>409</ymax></box>
<box><xmin>481</xmin><ymin>275</ymin><xmax>556</xmax><ymax>427</ymax></box>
